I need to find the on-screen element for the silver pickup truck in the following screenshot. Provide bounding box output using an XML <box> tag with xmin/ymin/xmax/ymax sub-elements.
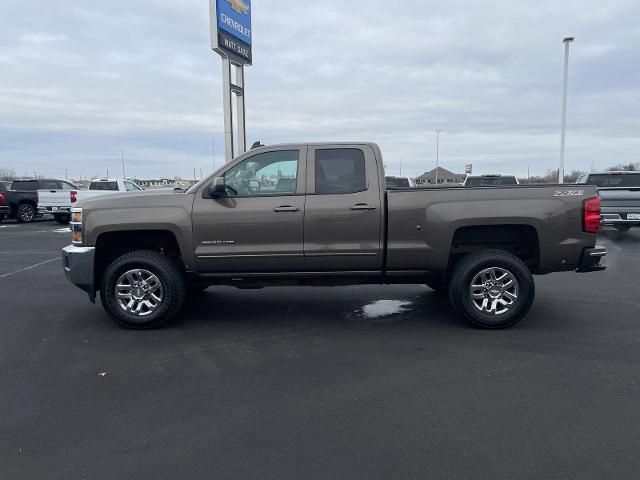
<box><xmin>576</xmin><ymin>171</ymin><xmax>640</xmax><ymax>231</ymax></box>
<box><xmin>62</xmin><ymin>143</ymin><xmax>606</xmax><ymax>330</ymax></box>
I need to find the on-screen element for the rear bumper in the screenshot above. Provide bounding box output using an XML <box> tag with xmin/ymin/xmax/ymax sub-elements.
<box><xmin>62</xmin><ymin>245</ymin><xmax>96</xmax><ymax>302</ymax></box>
<box><xmin>601</xmin><ymin>214</ymin><xmax>640</xmax><ymax>226</ymax></box>
<box><xmin>576</xmin><ymin>246</ymin><xmax>607</xmax><ymax>273</ymax></box>
<box><xmin>43</xmin><ymin>206</ymin><xmax>70</xmax><ymax>214</ymax></box>
<box><xmin>0</xmin><ymin>206</ymin><xmax>9</xmax><ymax>215</ymax></box>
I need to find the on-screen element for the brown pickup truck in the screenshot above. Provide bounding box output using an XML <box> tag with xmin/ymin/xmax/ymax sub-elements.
<box><xmin>62</xmin><ymin>143</ymin><xmax>606</xmax><ymax>329</ymax></box>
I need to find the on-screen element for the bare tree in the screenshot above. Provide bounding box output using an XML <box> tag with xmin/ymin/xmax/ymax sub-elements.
<box><xmin>0</xmin><ymin>168</ymin><xmax>17</xmax><ymax>180</ymax></box>
<box><xmin>607</xmin><ymin>163</ymin><xmax>639</xmax><ymax>172</ymax></box>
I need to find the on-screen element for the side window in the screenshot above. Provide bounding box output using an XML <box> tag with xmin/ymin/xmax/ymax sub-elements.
<box><xmin>60</xmin><ymin>181</ymin><xmax>76</xmax><ymax>190</ymax></box>
<box><xmin>124</xmin><ymin>181</ymin><xmax>140</xmax><ymax>191</ymax></box>
<box><xmin>41</xmin><ymin>180</ymin><xmax>59</xmax><ymax>190</ymax></box>
<box><xmin>315</xmin><ymin>148</ymin><xmax>366</xmax><ymax>194</ymax></box>
<box><xmin>224</xmin><ymin>150</ymin><xmax>299</xmax><ymax>196</ymax></box>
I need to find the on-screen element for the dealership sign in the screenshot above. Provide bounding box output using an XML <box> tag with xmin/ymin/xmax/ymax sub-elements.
<box><xmin>210</xmin><ymin>0</ymin><xmax>252</xmax><ymax>64</ymax></box>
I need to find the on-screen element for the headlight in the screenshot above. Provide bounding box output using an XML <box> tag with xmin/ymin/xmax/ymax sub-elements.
<box><xmin>70</xmin><ymin>208</ymin><xmax>83</xmax><ymax>244</ymax></box>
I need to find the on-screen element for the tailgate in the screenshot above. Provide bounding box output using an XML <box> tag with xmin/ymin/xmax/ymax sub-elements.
<box><xmin>38</xmin><ymin>189</ymin><xmax>71</xmax><ymax>208</ymax></box>
<box><xmin>598</xmin><ymin>188</ymin><xmax>640</xmax><ymax>206</ymax></box>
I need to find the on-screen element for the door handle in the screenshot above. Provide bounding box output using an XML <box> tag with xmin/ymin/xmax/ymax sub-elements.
<box><xmin>349</xmin><ymin>203</ymin><xmax>377</xmax><ymax>211</ymax></box>
<box><xmin>273</xmin><ymin>205</ymin><xmax>300</xmax><ymax>213</ymax></box>
<box><xmin>50</xmin><ymin>190</ymin><xmax>57</xmax><ymax>193</ymax></box>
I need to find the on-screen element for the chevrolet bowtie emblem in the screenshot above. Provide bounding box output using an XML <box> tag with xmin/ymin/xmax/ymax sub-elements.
<box><xmin>226</xmin><ymin>0</ymin><xmax>250</xmax><ymax>14</ymax></box>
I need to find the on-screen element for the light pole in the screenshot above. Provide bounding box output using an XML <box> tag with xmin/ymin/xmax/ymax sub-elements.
<box><xmin>435</xmin><ymin>129</ymin><xmax>443</xmax><ymax>184</ymax></box>
<box><xmin>121</xmin><ymin>149</ymin><xmax>126</xmax><ymax>179</ymax></box>
<box><xmin>559</xmin><ymin>37</ymin><xmax>574</xmax><ymax>184</ymax></box>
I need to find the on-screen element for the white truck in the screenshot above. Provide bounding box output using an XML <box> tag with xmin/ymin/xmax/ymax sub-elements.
<box><xmin>73</xmin><ymin>178</ymin><xmax>142</xmax><ymax>205</ymax></box>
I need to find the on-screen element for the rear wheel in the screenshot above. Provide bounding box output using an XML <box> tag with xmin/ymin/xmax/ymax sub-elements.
<box><xmin>448</xmin><ymin>249</ymin><xmax>535</xmax><ymax>329</ymax></box>
<box><xmin>54</xmin><ymin>213</ymin><xmax>71</xmax><ymax>224</ymax></box>
<box><xmin>100</xmin><ymin>250</ymin><xmax>187</xmax><ymax>329</ymax></box>
<box><xmin>16</xmin><ymin>204</ymin><xmax>35</xmax><ymax>223</ymax></box>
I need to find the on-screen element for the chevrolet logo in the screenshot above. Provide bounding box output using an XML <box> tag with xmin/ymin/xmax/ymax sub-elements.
<box><xmin>226</xmin><ymin>0</ymin><xmax>250</xmax><ymax>15</ymax></box>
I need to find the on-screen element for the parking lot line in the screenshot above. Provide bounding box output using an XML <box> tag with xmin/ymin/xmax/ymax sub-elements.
<box><xmin>0</xmin><ymin>257</ymin><xmax>59</xmax><ymax>279</ymax></box>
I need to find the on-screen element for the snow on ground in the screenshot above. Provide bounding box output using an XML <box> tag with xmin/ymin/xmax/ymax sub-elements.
<box><xmin>361</xmin><ymin>300</ymin><xmax>412</xmax><ymax>319</ymax></box>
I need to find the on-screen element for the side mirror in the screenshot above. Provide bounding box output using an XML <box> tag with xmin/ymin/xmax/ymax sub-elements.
<box><xmin>207</xmin><ymin>177</ymin><xmax>227</xmax><ymax>198</ymax></box>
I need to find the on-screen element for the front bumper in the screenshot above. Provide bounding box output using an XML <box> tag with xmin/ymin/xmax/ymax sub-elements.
<box><xmin>62</xmin><ymin>245</ymin><xmax>96</xmax><ymax>302</ymax></box>
<box><xmin>576</xmin><ymin>246</ymin><xmax>607</xmax><ymax>273</ymax></box>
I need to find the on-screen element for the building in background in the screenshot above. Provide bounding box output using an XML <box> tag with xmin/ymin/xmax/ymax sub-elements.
<box><xmin>416</xmin><ymin>167</ymin><xmax>465</xmax><ymax>185</ymax></box>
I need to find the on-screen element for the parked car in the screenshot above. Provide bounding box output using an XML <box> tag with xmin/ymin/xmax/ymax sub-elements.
<box><xmin>72</xmin><ymin>178</ymin><xmax>142</xmax><ymax>205</ymax></box>
<box><xmin>576</xmin><ymin>171</ymin><xmax>640</xmax><ymax>231</ymax></box>
<box><xmin>11</xmin><ymin>179</ymin><xmax>78</xmax><ymax>224</ymax></box>
<box><xmin>62</xmin><ymin>142</ymin><xmax>606</xmax><ymax>330</ymax></box>
<box><xmin>385</xmin><ymin>176</ymin><xmax>417</xmax><ymax>189</ymax></box>
<box><xmin>463</xmin><ymin>175</ymin><xmax>520</xmax><ymax>187</ymax></box>
<box><xmin>0</xmin><ymin>181</ymin><xmax>43</xmax><ymax>223</ymax></box>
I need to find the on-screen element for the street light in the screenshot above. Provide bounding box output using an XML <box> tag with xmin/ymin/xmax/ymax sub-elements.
<box><xmin>559</xmin><ymin>36</ymin><xmax>574</xmax><ymax>184</ymax></box>
<box><xmin>435</xmin><ymin>129</ymin><xmax>443</xmax><ymax>184</ymax></box>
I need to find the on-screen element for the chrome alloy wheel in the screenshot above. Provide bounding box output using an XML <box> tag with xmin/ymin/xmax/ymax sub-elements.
<box><xmin>469</xmin><ymin>267</ymin><xmax>519</xmax><ymax>315</ymax></box>
<box><xmin>115</xmin><ymin>269</ymin><xmax>164</xmax><ymax>316</ymax></box>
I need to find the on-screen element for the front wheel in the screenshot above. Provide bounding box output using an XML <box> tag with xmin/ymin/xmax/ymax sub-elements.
<box><xmin>448</xmin><ymin>249</ymin><xmax>535</xmax><ymax>329</ymax></box>
<box><xmin>16</xmin><ymin>204</ymin><xmax>35</xmax><ymax>223</ymax></box>
<box><xmin>100</xmin><ymin>250</ymin><xmax>187</xmax><ymax>329</ymax></box>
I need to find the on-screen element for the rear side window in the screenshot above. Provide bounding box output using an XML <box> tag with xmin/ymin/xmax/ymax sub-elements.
<box><xmin>12</xmin><ymin>180</ymin><xmax>37</xmax><ymax>191</ymax></box>
<box><xmin>315</xmin><ymin>148</ymin><xmax>366</xmax><ymax>194</ymax></box>
<box><xmin>586</xmin><ymin>174</ymin><xmax>640</xmax><ymax>188</ymax></box>
<box><xmin>40</xmin><ymin>180</ymin><xmax>59</xmax><ymax>190</ymax></box>
<box><xmin>90</xmin><ymin>182</ymin><xmax>119</xmax><ymax>191</ymax></box>
<box><xmin>386</xmin><ymin>177</ymin><xmax>410</xmax><ymax>188</ymax></box>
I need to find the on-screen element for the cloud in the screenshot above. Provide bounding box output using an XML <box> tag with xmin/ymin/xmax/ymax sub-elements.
<box><xmin>0</xmin><ymin>0</ymin><xmax>639</xmax><ymax>180</ymax></box>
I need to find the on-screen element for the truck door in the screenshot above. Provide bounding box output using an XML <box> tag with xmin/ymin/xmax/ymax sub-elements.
<box><xmin>192</xmin><ymin>146</ymin><xmax>307</xmax><ymax>272</ymax></box>
<box><xmin>304</xmin><ymin>145</ymin><xmax>383</xmax><ymax>270</ymax></box>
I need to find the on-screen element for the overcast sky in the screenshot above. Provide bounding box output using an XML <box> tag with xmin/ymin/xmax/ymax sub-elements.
<box><xmin>1</xmin><ymin>0</ymin><xmax>639</xmax><ymax>180</ymax></box>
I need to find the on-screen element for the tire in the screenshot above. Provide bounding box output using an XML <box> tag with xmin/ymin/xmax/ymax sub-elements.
<box><xmin>100</xmin><ymin>250</ymin><xmax>187</xmax><ymax>329</ymax></box>
<box><xmin>54</xmin><ymin>213</ymin><xmax>71</xmax><ymax>225</ymax></box>
<box><xmin>448</xmin><ymin>249</ymin><xmax>535</xmax><ymax>329</ymax></box>
<box><xmin>16</xmin><ymin>203</ymin><xmax>35</xmax><ymax>223</ymax></box>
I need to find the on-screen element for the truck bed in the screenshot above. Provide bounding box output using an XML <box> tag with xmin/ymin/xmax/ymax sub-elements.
<box><xmin>385</xmin><ymin>185</ymin><xmax>597</xmax><ymax>274</ymax></box>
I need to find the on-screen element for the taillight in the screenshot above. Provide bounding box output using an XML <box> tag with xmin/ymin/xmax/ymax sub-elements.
<box><xmin>70</xmin><ymin>191</ymin><xmax>77</xmax><ymax>203</ymax></box>
<box><xmin>583</xmin><ymin>197</ymin><xmax>601</xmax><ymax>234</ymax></box>
<box><xmin>0</xmin><ymin>191</ymin><xmax>5</xmax><ymax>204</ymax></box>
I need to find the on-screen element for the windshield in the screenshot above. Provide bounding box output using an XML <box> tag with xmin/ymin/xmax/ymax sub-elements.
<box><xmin>586</xmin><ymin>174</ymin><xmax>640</xmax><ymax>188</ymax></box>
<box><xmin>90</xmin><ymin>181</ymin><xmax>118</xmax><ymax>191</ymax></box>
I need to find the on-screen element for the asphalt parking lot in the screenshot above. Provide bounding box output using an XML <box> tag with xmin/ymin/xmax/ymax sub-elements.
<box><xmin>2</xmin><ymin>219</ymin><xmax>640</xmax><ymax>479</ymax></box>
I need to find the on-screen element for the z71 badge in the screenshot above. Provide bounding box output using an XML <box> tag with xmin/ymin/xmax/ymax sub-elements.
<box><xmin>554</xmin><ymin>190</ymin><xmax>584</xmax><ymax>197</ymax></box>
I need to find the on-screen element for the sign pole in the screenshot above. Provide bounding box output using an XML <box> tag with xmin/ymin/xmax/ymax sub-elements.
<box><xmin>209</xmin><ymin>0</ymin><xmax>252</xmax><ymax>164</ymax></box>
<box><xmin>235</xmin><ymin>64</ymin><xmax>246</xmax><ymax>154</ymax></box>
<box><xmin>221</xmin><ymin>57</ymin><xmax>234</xmax><ymax>163</ymax></box>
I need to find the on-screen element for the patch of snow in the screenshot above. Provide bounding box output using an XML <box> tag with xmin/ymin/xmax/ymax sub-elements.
<box><xmin>361</xmin><ymin>300</ymin><xmax>412</xmax><ymax>319</ymax></box>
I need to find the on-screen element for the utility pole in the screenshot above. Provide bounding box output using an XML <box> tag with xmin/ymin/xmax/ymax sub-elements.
<box><xmin>200</xmin><ymin>168</ymin><xmax>203</xmax><ymax>180</ymax></box>
<box><xmin>212</xmin><ymin>137</ymin><xmax>216</xmax><ymax>172</ymax></box>
<box><xmin>121</xmin><ymin>149</ymin><xmax>126</xmax><ymax>179</ymax></box>
<box><xmin>65</xmin><ymin>169</ymin><xmax>68</xmax><ymax>180</ymax></box>
<box><xmin>435</xmin><ymin>131</ymin><xmax>439</xmax><ymax>184</ymax></box>
<box><xmin>559</xmin><ymin>37</ymin><xmax>574</xmax><ymax>184</ymax></box>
